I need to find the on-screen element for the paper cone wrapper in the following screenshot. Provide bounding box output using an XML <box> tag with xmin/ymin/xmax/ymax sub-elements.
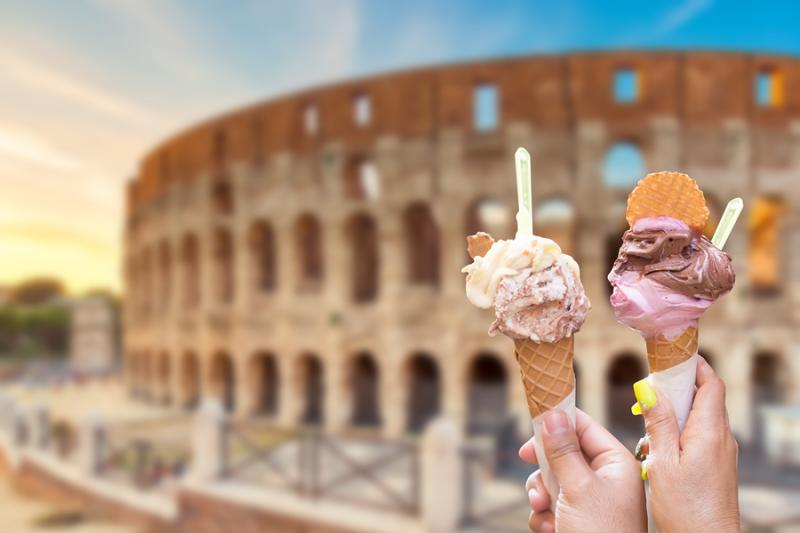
<box><xmin>514</xmin><ymin>336</ymin><xmax>576</xmax><ymax>511</ymax></box>
<box><xmin>644</xmin><ymin>327</ymin><xmax>699</xmax><ymax>432</ymax></box>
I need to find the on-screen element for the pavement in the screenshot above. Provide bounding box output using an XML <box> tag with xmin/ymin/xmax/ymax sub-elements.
<box><xmin>0</xmin><ymin>475</ymin><xmax>138</xmax><ymax>533</ymax></box>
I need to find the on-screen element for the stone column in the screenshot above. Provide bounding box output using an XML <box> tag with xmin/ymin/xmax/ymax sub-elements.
<box><xmin>189</xmin><ymin>399</ymin><xmax>227</xmax><ymax>482</ymax></box>
<box><xmin>78</xmin><ymin>415</ymin><xmax>106</xmax><ymax>476</ymax></box>
<box><xmin>421</xmin><ymin>418</ymin><xmax>463</xmax><ymax>533</ymax></box>
<box><xmin>27</xmin><ymin>405</ymin><xmax>50</xmax><ymax>451</ymax></box>
<box><xmin>722</xmin><ymin>343</ymin><xmax>752</xmax><ymax>442</ymax></box>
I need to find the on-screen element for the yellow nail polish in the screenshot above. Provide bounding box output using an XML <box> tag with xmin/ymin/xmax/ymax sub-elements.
<box><xmin>631</xmin><ymin>402</ymin><xmax>642</xmax><ymax>415</ymax></box>
<box><xmin>641</xmin><ymin>460</ymin><xmax>648</xmax><ymax>481</ymax></box>
<box><xmin>633</xmin><ymin>379</ymin><xmax>657</xmax><ymax>410</ymax></box>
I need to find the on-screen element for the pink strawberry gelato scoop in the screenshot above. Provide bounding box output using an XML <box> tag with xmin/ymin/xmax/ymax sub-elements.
<box><xmin>608</xmin><ymin>216</ymin><xmax>735</xmax><ymax>339</ymax></box>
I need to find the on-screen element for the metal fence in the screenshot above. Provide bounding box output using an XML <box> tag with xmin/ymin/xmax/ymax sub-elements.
<box><xmin>223</xmin><ymin>421</ymin><xmax>420</xmax><ymax>514</ymax></box>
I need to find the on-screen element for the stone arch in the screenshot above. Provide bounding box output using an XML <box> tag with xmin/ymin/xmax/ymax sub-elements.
<box><xmin>606</xmin><ymin>353</ymin><xmax>645</xmax><ymax>442</ymax></box>
<box><xmin>142</xmin><ymin>350</ymin><xmax>155</xmax><ymax>400</ymax></box>
<box><xmin>403</xmin><ymin>202</ymin><xmax>439</xmax><ymax>287</ymax></box>
<box><xmin>296</xmin><ymin>353</ymin><xmax>324</xmax><ymax>425</ymax></box>
<box><xmin>751</xmin><ymin>351</ymin><xmax>790</xmax><ymax>442</ymax></box>
<box><xmin>180</xmin><ymin>351</ymin><xmax>200</xmax><ymax>410</ymax></box>
<box><xmin>249</xmin><ymin>352</ymin><xmax>279</xmax><ymax>417</ymax></box>
<box><xmin>703</xmin><ymin>193</ymin><xmax>723</xmax><ymax>239</ymax></box>
<box><xmin>142</xmin><ymin>247</ymin><xmax>154</xmax><ymax>315</ymax></box>
<box><xmin>248</xmin><ymin>220</ymin><xmax>277</xmax><ymax>293</ymax></box>
<box><xmin>346</xmin><ymin>213</ymin><xmax>379</xmax><ymax>303</ymax></box>
<box><xmin>603</xmin><ymin>142</ymin><xmax>646</xmax><ymax>188</ymax></box>
<box><xmin>181</xmin><ymin>233</ymin><xmax>200</xmax><ymax>308</ymax></box>
<box><xmin>343</xmin><ymin>156</ymin><xmax>380</xmax><ymax>200</ymax></box>
<box><xmin>467</xmin><ymin>352</ymin><xmax>509</xmax><ymax>435</ymax></box>
<box><xmin>295</xmin><ymin>214</ymin><xmax>324</xmax><ymax>290</ymax></box>
<box><xmin>348</xmin><ymin>352</ymin><xmax>381</xmax><ymax>427</ymax></box>
<box><xmin>748</xmin><ymin>196</ymin><xmax>787</xmax><ymax>294</ymax></box>
<box><xmin>158</xmin><ymin>240</ymin><xmax>171</xmax><ymax>313</ymax></box>
<box><xmin>464</xmin><ymin>197</ymin><xmax>512</xmax><ymax>240</ymax></box>
<box><xmin>534</xmin><ymin>197</ymin><xmax>577</xmax><ymax>256</ymax></box>
<box><xmin>211</xmin><ymin>178</ymin><xmax>234</xmax><ymax>214</ymax></box>
<box><xmin>157</xmin><ymin>351</ymin><xmax>172</xmax><ymax>404</ymax></box>
<box><xmin>405</xmin><ymin>353</ymin><xmax>441</xmax><ymax>433</ymax></box>
<box><xmin>212</xmin><ymin>227</ymin><xmax>234</xmax><ymax>304</ymax></box>
<box><xmin>210</xmin><ymin>351</ymin><xmax>236</xmax><ymax>413</ymax></box>
<box><xmin>752</xmin><ymin>351</ymin><xmax>789</xmax><ymax>405</ymax></box>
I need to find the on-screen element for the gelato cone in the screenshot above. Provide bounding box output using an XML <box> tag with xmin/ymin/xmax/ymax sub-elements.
<box><xmin>608</xmin><ymin>171</ymin><xmax>735</xmax><ymax>431</ymax></box>
<box><xmin>463</xmin><ymin>230</ymin><xmax>589</xmax><ymax>510</ymax></box>
<box><xmin>645</xmin><ymin>327</ymin><xmax>698</xmax><ymax>373</ymax></box>
<box><xmin>515</xmin><ymin>336</ymin><xmax>574</xmax><ymax>418</ymax></box>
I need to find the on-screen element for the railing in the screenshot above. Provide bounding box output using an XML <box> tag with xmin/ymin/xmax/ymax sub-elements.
<box><xmin>223</xmin><ymin>421</ymin><xmax>420</xmax><ymax>514</ymax></box>
<box><xmin>99</xmin><ymin>418</ymin><xmax>192</xmax><ymax>491</ymax></box>
<box><xmin>461</xmin><ymin>443</ymin><xmax>530</xmax><ymax>532</ymax></box>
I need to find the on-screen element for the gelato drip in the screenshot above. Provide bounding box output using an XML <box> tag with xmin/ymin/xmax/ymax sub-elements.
<box><xmin>608</xmin><ymin>216</ymin><xmax>735</xmax><ymax>339</ymax></box>
<box><xmin>463</xmin><ymin>232</ymin><xmax>590</xmax><ymax>343</ymax></box>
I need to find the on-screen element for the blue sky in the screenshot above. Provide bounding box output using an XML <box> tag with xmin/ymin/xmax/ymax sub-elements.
<box><xmin>1</xmin><ymin>0</ymin><xmax>798</xmax><ymax>292</ymax></box>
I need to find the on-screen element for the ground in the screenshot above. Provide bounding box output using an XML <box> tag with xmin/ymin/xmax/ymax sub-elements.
<box><xmin>0</xmin><ymin>474</ymin><xmax>138</xmax><ymax>533</ymax></box>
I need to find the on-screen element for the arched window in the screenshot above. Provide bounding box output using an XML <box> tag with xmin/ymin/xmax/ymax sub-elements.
<box><xmin>250</xmin><ymin>352</ymin><xmax>279</xmax><ymax>416</ymax></box>
<box><xmin>211</xmin><ymin>178</ymin><xmax>234</xmax><ymax>214</ymax></box>
<box><xmin>295</xmin><ymin>214</ymin><xmax>323</xmax><ymax>290</ymax></box>
<box><xmin>534</xmin><ymin>198</ymin><xmax>577</xmax><ymax>256</ymax></box>
<box><xmin>346</xmin><ymin>214</ymin><xmax>379</xmax><ymax>302</ymax></box>
<box><xmin>603</xmin><ymin>142</ymin><xmax>645</xmax><ymax>188</ymax></box>
<box><xmin>297</xmin><ymin>354</ymin><xmax>324</xmax><ymax>425</ymax></box>
<box><xmin>467</xmin><ymin>353</ymin><xmax>508</xmax><ymax>434</ymax></box>
<box><xmin>248</xmin><ymin>221</ymin><xmax>277</xmax><ymax>293</ymax></box>
<box><xmin>213</xmin><ymin>227</ymin><xmax>235</xmax><ymax>304</ymax></box>
<box><xmin>158</xmin><ymin>240</ymin><xmax>171</xmax><ymax>313</ymax></box>
<box><xmin>180</xmin><ymin>351</ymin><xmax>200</xmax><ymax>410</ymax></box>
<box><xmin>405</xmin><ymin>353</ymin><xmax>440</xmax><ymax>433</ymax></box>
<box><xmin>404</xmin><ymin>203</ymin><xmax>439</xmax><ymax>287</ymax></box>
<box><xmin>349</xmin><ymin>353</ymin><xmax>381</xmax><ymax>427</ymax></box>
<box><xmin>181</xmin><ymin>234</ymin><xmax>200</xmax><ymax>308</ymax></box>
<box><xmin>464</xmin><ymin>198</ymin><xmax>511</xmax><ymax>240</ymax></box>
<box><xmin>158</xmin><ymin>352</ymin><xmax>172</xmax><ymax>405</ymax></box>
<box><xmin>749</xmin><ymin>197</ymin><xmax>786</xmax><ymax>294</ymax></box>
<box><xmin>606</xmin><ymin>353</ymin><xmax>645</xmax><ymax>443</ymax></box>
<box><xmin>344</xmin><ymin>157</ymin><xmax>380</xmax><ymax>200</ymax></box>
<box><xmin>211</xmin><ymin>351</ymin><xmax>236</xmax><ymax>413</ymax></box>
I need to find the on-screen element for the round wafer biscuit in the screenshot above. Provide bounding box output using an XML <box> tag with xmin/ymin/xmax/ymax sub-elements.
<box><xmin>626</xmin><ymin>171</ymin><xmax>708</xmax><ymax>232</ymax></box>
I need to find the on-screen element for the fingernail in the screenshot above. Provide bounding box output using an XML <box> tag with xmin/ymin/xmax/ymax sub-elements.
<box><xmin>633</xmin><ymin>379</ymin><xmax>657</xmax><ymax>410</ymax></box>
<box><xmin>631</xmin><ymin>401</ymin><xmax>642</xmax><ymax>415</ymax></box>
<box><xmin>641</xmin><ymin>459</ymin><xmax>648</xmax><ymax>481</ymax></box>
<box><xmin>544</xmin><ymin>410</ymin><xmax>569</xmax><ymax>435</ymax></box>
<box><xmin>528</xmin><ymin>488</ymin><xmax>538</xmax><ymax>505</ymax></box>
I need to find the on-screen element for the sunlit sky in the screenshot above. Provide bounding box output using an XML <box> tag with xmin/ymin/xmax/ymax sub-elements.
<box><xmin>2</xmin><ymin>0</ymin><xmax>799</xmax><ymax>294</ymax></box>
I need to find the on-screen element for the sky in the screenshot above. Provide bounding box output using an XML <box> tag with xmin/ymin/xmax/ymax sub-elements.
<box><xmin>2</xmin><ymin>0</ymin><xmax>799</xmax><ymax>294</ymax></box>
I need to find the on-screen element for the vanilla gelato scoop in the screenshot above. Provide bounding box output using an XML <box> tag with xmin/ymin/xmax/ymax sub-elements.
<box><xmin>463</xmin><ymin>232</ymin><xmax>590</xmax><ymax>343</ymax></box>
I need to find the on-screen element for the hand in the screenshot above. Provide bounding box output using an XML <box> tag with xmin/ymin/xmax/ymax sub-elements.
<box><xmin>519</xmin><ymin>409</ymin><xmax>645</xmax><ymax>533</ymax></box>
<box><xmin>636</xmin><ymin>356</ymin><xmax>740</xmax><ymax>532</ymax></box>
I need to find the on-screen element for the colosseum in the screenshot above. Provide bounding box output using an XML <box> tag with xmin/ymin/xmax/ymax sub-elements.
<box><xmin>123</xmin><ymin>50</ymin><xmax>800</xmax><ymax>448</ymax></box>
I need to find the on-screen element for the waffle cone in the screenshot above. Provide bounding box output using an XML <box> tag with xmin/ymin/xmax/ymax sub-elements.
<box><xmin>626</xmin><ymin>171</ymin><xmax>709</xmax><ymax>232</ymax></box>
<box><xmin>514</xmin><ymin>336</ymin><xmax>575</xmax><ymax>418</ymax></box>
<box><xmin>645</xmin><ymin>327</ymin><xmax>698</xmax><ymax>372</ymax></box>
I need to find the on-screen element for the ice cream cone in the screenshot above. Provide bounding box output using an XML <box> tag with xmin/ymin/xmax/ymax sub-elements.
<box><xmin>514</xmin><ymin>336</ymin><xmax>575</xmax><ymax>418</ymax></box>
<box><xmin>645</xmin><ymin>327</ymin><xmax>698</xmax><ymax>372</ymax></box>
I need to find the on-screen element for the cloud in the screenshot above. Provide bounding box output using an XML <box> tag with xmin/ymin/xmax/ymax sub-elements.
<box><xmin>0</xmin><ymin>51</ymin><xmax>158</xmax><ymax>124</ymax></box>
<box><xmin>655</xmin><ymin>0</ymin><xmax>714</xmax><ymax>36</ymax></box>
<box><xmin>0</xmin><ymin>126</ymin><xmax>81</xmax><ymax>173</ymax></box>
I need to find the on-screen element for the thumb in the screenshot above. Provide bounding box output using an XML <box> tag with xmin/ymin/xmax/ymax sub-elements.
<box><xmin>541</xmin><ymin>410</ymin><xmax>593</xmax><ymax>490</ymax></box>
<box><xmin>633</xmin><ymin>379</ymin><xmax>680</xmax><ymax>463</ymax></box>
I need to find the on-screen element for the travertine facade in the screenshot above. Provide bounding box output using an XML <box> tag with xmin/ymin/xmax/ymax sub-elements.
<box><xmin>124</xmin><ymin>51</ymin><xmax>800</xmax><ymax>443</ymax></box>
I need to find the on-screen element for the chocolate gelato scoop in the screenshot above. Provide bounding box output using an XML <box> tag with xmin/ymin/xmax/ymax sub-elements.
<box><xmin>609</xmin><ymin>216</ymin><xmax>735</xmax><ymax>300</ymax></box>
